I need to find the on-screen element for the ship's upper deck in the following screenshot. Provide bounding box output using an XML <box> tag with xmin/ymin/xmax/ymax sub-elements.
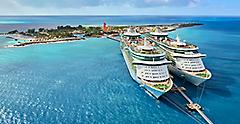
<box><xmin>123</xmin><ymin>37</ymin><xmax>166</xmax><ymax>57</ymax></box>
<box><xmin>151</xmin><ymin>35</ymin><xmax>199</xmax><ymax>51</ymax></box>
<box><xmin>123</xmin><ymin>27</ymin><xmax>141</xmax><ymax>37</ymax></box>
<box><xmin>122</xmin><ymin>28</ymin><xmax>166</xmax><ymax>58</ymax></box>
<box><xmin>166</xmin><ymin>37</ymin><xmax>198</xmax><ymax>50</ymax></box>
<box><xmin>150</xmin><ymin>26</ymin><xmax>168</xmax><ymax>37</ymax></box>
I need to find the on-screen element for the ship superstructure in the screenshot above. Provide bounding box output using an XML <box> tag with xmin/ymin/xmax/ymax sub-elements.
<box><xmin>149</xmin><ymin>27</ymin><xmax>211</xmax><ymax>86</ymax></box>
<box><xmin>120</xmin><ymin>27</ymin><xmax>173</xmax><ymax>98</ymax></box>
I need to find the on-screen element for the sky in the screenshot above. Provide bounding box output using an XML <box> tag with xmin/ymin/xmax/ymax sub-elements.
<box><xmin>0</xmin><ymin>0</ymin><xmax>239</xmax><ymax>16</ymax></box>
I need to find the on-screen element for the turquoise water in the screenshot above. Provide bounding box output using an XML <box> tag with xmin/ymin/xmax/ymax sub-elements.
<box><xmin>0</xmin><ymin>16</ymin><xmax>240</xmax><ymax>123</ymax></box>
<box><xmin>0</xmin><ymin>36</ymin><xmax>28</xmax><ymax>47</ymax></box>
<box><xmin>0</xmin><ymin>21</ymin><xmax>27</xmax><ymax>24</ymax></box>
<box><xmin>0</xmin><ymin>38</ymin><xmax>193</xmax><ymax>123</ymax></box>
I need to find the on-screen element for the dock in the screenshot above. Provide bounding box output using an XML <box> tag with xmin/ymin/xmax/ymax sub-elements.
<box><xmin>173</xmin><ymin>84</ymin><xmax>213</xmax><ymax>124</ymax></box>
<box><xmin>170</xmin><ymin>87</ymin><xmax>186</xmax><ymax>92</ymax></box>
<box><xmin>106</xmin><ymin>36</ymin><xmax>121</xmax><ymax>42</ymax></box>
<box><xmin>0</xmin><ymin>33</ymin><xmax>7</xmax><ymax>35</ymax></box>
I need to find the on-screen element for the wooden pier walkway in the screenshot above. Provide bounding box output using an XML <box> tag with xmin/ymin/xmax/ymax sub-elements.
<box><xmin>173</xmin><ymin>84</ymin><xmax>213</xmax><ymax>124</ymax></box>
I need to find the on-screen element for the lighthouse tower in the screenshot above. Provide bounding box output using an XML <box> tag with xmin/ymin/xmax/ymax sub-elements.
<box><xmin>103</xmin><ymin>22</ymin><xmax>108</xmax><ymax>32</ymax></box>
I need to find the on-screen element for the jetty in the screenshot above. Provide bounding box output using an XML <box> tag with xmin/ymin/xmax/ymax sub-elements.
<box><xmin>0</xmin><ymin>33</ymin><xmax>7</xmax><ymax>36</ymax></box>
<box><xmin>107</xmin><ymin>35</ymin><xmax>121</xmax><ymax>42</ymax></box>
<box><xmin>172</xmin><ymin>84</ymin><xmax>213</xmax><ymax>124</ymax></box>
<box><xmin>10</xmin><ymin>37</ymin><xmax>84</xmax><ymax>47</ymax></box>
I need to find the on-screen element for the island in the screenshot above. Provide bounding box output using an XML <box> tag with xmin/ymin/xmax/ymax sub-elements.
<box><xmin>3</xmin><ymin>23</ymin><xmax>202</xmax><ymax>48</ymax></box>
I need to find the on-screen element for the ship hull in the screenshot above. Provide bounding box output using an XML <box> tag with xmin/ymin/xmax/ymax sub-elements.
<box><xmin>144</xmin><ymin>85</ymin><xmax>164</xmax><ymax>98</ymax></box>
<box><xmin>168</xmin><ymin>65</ymin><xmax>207</xmax><ymax>86</ymax></box>
<box><xmin>120</xmin><ymin>47</ymin><xmax>165</xmax><ymax>98</ymax></box>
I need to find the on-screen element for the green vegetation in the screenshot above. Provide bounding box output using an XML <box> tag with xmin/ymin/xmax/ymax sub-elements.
<box><xmin>9</xmin><ymin>25</ymin><xmax>110</xmax><ymax>39</ymax></box>
<box><xmin>84</xmin><ymin>26</ymin><xmax>102</xmax><ymax>37</ymax></box>
<box><xmin>5</xmin><ymin>23</ymin><xmax>202</xmax><ymax>40</ymax></box>
<box><xmin>110</xmin><ymin>26</ymin><xmax>127</xmax><ymax>31</ymax></box>
<box><xmin>25</xmin><ymin>25</ymin><xmax>83</xmax><ymax>39</ymax></box>
<box><xmin>7</xmin><ymin>25</ymin><xmax>87</xmax><ymax>40</ymax></box>
<box><xmin>153</xmin><ymin>84</ymin><xmax>170</xmax><ymax>90</ymax></box>
<box><xmin>8</xmin><ymin>30</ymin><xmax>19</xmax><ymax>34</ymax></box>
<box><xmin>196</xmin><ymin>73</ymin><xmax>210</xmax><ymax>78</ymax></box>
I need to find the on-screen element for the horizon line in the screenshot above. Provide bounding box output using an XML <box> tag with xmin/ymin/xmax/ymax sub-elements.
<box><xmin>0</xmin><ymin>14</ymin><xmax>240</xmax><ymax>17</ymax></box>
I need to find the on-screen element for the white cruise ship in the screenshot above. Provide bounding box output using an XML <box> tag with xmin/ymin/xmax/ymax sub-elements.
<box><xmin>149</xmin><ymin>27</ymin><xmax>212</xmax><ymax>86</ymax></box>
<box><xmin>120</xmin><ymin>27</ymin><xmax>173</xmax><ymax>98</ymax></box>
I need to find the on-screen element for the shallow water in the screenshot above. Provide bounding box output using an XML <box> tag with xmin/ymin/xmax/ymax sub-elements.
<box><xmin>0</xmin><ymin>16</ymin><xmax>240</xmax><ymax>123</ymax></box>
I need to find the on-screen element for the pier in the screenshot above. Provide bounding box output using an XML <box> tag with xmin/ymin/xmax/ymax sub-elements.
<box><xmin>106</xmin><ymin>36</ymin><xmax>121</xmax><ymax>42</ymax></box>
<box><xmin>0</xmin><ymin>33</ymin><xmax>7</xmax><ymax>36</ymax></box>
<box><xmin>170</xmin><ymin>87</ymin><xmax>186</xmax><ymax>92</ymax></box>
<box><xmin>173</xmin><ymin>84</ymin><xmax>213</xmax><ymax>124</ymax></box>
<box><xmin>161</xmin><ymin>95</ymin><xmax>205</xmax><ymax>124</ymax></box>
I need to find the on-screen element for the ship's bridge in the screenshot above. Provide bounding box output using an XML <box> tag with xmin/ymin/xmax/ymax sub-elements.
<box><xmin>150</xmin><ymin>26</ymin><xmax>168</xmax><ymax>37</ymax></box>
<box><xmin>123</xmin><ymin>28</ymin><xmax>141</xmax><ymax>37</ymax></box>
<box><xmin>122</xmin><ymin>28</ymin><xmax>141</xmax><ymax>44</ymax></box>
<box><xmin>174</xmin><ymin>57</ymin><xmax>206</xmax><ymax>72</ymax></box>
<box><xmin>129</xmin><ymin>46</ymin><xmax>165</xmax><ymax>59</ymax></box>
<box><xmin>158</xmin><ymin>35</ymin><xmax>199</xmax><ymax>51</ymax></box>
<box><xmin>129</xmin><ymin>39</ymin><xmax>166</xmax><ymax>60</ymax></box>
<box><xmin>134</xmin><ymin>60</ymin><xmax>171</xmax><ymax>82</ymax></box>
<box><xmin>137</xmin><ymin>45</ymin><xmax>154</xmax><ymax>51</ymax></box>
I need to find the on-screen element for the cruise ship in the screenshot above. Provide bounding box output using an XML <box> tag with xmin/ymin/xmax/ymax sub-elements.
<box><xmin>148</xmin><ymin>27</ymin><xmax>212</xmax><ymax>86</ymax></box>
<box><xmin>120</xmin><ymin>27</ymin><xmax>173</xmax><ymax>98</ymax></box>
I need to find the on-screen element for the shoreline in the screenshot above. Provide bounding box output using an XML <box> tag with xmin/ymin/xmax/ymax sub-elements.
<box><xmin>6</xmin><ymin>37</ymin><xmax>85</xmax><ymax>48</ymax></box>
<box><xmin>2</xmin><ymin>23</ymin><xmax>202</xmax><ymax>48</ymax></box>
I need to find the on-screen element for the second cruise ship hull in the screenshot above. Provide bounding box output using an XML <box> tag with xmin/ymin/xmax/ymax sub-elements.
<box><xmin>121</xmin><ymin>47</ymin><xmax>166</xmax><ymax>98</ymax></box>
<box><xmin>168</xmin><ymin>65</ymin><xmax>207</xmax><ymax>86</ymax></box>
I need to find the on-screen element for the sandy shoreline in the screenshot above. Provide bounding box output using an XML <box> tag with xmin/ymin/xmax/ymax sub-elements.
<box><xmin>2</xmin><ymin>23</ymin><xmax>202</xmax><ymax>48</ymax></box>
<box><xmin>5</xmin><ymin>37</ymin><xmax>85</xmax><ymax>48</ymax></box>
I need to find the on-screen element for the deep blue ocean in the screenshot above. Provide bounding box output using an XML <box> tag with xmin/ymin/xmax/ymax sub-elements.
<box><xmin>0</xmin><ymin>16</ymin><xmax>240</xmax><ymax>124</ymax></box>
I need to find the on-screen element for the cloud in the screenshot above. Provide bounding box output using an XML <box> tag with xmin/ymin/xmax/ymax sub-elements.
<box><xmin>0</xmin><ymin>0</ymin><xmax>202</xmax><ymax>15</ymax></box>
<box><xmin>20</xmin><ymin>0</ymin><xmax>102</xmax><ymax>8</ymax></box>
<box><xmin>132</xmin><ymin>0</ymin><xmax>198</xmax><ymax>7</ymax></box>
<box><xmin>14</xmin><ymin>0</ymin><xmax>199</xmax><ymax>8</ymax></box>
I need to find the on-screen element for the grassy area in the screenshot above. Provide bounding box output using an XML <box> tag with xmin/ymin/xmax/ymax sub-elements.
<box><xmin>196</xmin><ymin>73</ymin><xmax>210</xmax><ymax>78</ymax></box>
<box><xmin>7</xmin><ymin>25</ymin><xmax>104</xmax><ymax>39</ymax></box>
<box><xmin>153</xmin><ymin>84</ymin><xmax>170</xmax><ymax>90</ymax></box>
